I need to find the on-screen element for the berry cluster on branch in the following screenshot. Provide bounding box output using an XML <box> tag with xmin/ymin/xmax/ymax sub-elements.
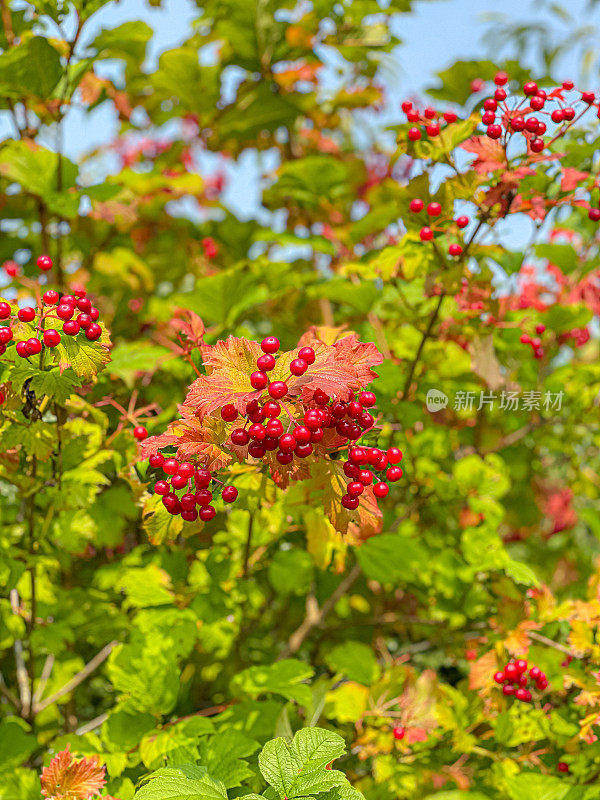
<box><xmin>493</xmin><ymin>659</ymin><xmax>549</xmax><ymax>703</ymax></box>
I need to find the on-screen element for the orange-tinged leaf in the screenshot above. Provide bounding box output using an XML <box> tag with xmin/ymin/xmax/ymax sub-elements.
<box><xmin>41</xmin><ymin>746</ymin><xmax>106</xmax><ymax>800</ymax></box>
<box><xmin>140</xmin><ymin>410</ymin><xmax>231</xmax><ymax>469</ymax></box>
<box><xmin>461</xmin><ymin>135</ymin><xmax>506</xmax><ymax>174</ymax></box>
<box><xmin>469</xmin><ymin>649</ymin><xmax>498</xmax><ymax>692</ymax></box>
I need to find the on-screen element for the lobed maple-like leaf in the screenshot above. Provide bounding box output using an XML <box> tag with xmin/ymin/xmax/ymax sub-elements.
<box><xmin>140</xmin><ymin>409</ymin><xmax>232</xmax><ymax>469</ymax></box>
<box><xmin>461</xmin><ymin>135</ymin><xmax>506</xmax><ymax>174</ymax></box>
<box><xmin>169</xmin><ymin>307</ymin><xmax>206</xmax><ymax>348</ymax></box>
<box><xmin>40</xmin><ymin>746</ymin><xmax>106</xmax><ymax>800</ymax></box>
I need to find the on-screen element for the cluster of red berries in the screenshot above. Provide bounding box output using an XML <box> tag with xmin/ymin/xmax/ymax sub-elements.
<box><xmin>340</xmin><ymin>444</ymin><xmax>402</xmax><ymax>509</ymax></box>
<box><xmin>149</xmin><ymin>455</ymin><xmax>238</xmax><ymax>522</ymax></box>
<box><xmin>0</xmin><ymin>281</ymin><xmax>102</xmax><ymax>361</ymax></box>
<box><xmin>2</xmin><ymin>253</ymin><xmax>53</xmax><ymax>279</ymax></box>
<box><xmin>493</xmin><ymin>659</ymin><xmax>549</xmax><ymax>702</ymax></box>
<box><xmin>147</xmin><ymin>336</ymin><xmax>399</xmax><ymax>522</ymax></box>
<box><xmin>409</xmin><ymin>198</ymin><xmax>469</xmax><ymax>256</ymax></box>
<box><xmin>474</xmin><ymin>73</ymin><xmax>598</xmax><ymax>160</ymax></box>
<box><xmin>520</xmin><ymin>323</ymin><xmax>546</xmax><ymax>359</ymax></box>
<box><xmin>400</xmin><ymin>100</ymin><xmax>458</xmax><ymax>142</ymax></box>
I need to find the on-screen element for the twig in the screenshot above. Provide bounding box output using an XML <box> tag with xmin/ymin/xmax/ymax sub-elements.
<box><xmin>32</xmin><ymin>654</ymin><xmax>54</xmax><ymax>706</ymax></box>
<box><xmin>33</xmin><ymin>641</ymin><xmax>117</xmax><ymax>715</ymax></box>
<box><xmin>75</xmin><ymin>712</ymin><xmax>109</xmax><ymax>736</ymax></box>
<box><xmin>401</xmin><ymin>292</ymin><xmax>445</xmax><ymax>399</ymax></box>
<box><xmin>528</xmin><ymin>630</ymin><xmax>573</xmax><ymax>656</ymax></box>
<box><xmin>282</xmin><ymin>563</ymin><xmax>362</xmax><ymax>656</ymax></box>
<box><xmin>9</xmin><ymin>590</ymin><xmax>31</xmax><ymax>716</ymax></box>
<box><xmin>0</xmin><ymin>672</ymin><xmax>20</xmax><ymax>710</ymax></box>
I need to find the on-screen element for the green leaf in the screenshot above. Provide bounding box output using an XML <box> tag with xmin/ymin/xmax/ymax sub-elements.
<box><xmin>324</xmin><ymin>642</ymin><xmax>379</xmax><ymax>685</ymax></box>
<box><xmin>268</xmin><ymin>549</ymin><xmax>314</xmax><ymax>596</ymax></box>
<box><xmin>0</xmin><ymin>140</ymin><xmax>77</xmax><ymax>198</ymax></box>
<box><xmin>504</xmin><ymin>772</ymin><xmax>574</xmax><ymax>800</ymax></box>
<box><xmin>0</xmin><ymin>719</ymin><xmax>36</xmax><ymax>771</ymax></box>
<box><xmin>258</xmin><ymin>738</ymin><xmax>302</xmax><ymax>800</ymax></box>
<box><xmin>56</xmin><ymin>331</ymin><xmax>111</xmax><ymax>381</ymax></box>
<box><xmin>142</xmin><ymin>493</ymin><xmax>185</xmax><ymax>545</ymax></box>
<box><xmin>134</xmin><ymin>765</ymin><xmax>227</xmax><ymax>800</ymax></box>
<box><xmin>291</xmin><ymin>728</ymin><xmax>346</xmax><ymax>772</ymax></box>
<box><xmin>0</xmin><ymin>36</ymin><xmax>62</xmax><ymax>98</ymax></box>
<box><xmin>355</xmin><ymin>533</ymin><xmax>428</xmax><ymax>583</ymax></box>
<box><xmin>231</xmin><ymin>660</ymin><xmax>314</xmax><ymax>706</ymax></box>
<box><xmin>30</xmin><ymin>367</ymin><xmax>80</xmax><ymax>404</ymax></box>
<box><xmin>90</xmin><ymin>21</ymin><xmax>153</xmax><ymax>62</ymax></box>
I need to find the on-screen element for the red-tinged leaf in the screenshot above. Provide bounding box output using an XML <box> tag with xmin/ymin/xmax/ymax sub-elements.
<box><xmin>169</xmin><ymin>307</ymin><xmax>205</xmax><ymax>348</ymax></box>
<box><xmin>41</xmin><ymin>746</ymin><xmax>106</xmax><ymax>800</ymax></box>
<box><xmin>140</xmin><ymin>410</ymin><xmax>231</xmax><ymax>469</ymax></box>
<box><xmin>468</xmin><ymin>649</ymin><xmax>498</xmax><ymax>693</ymax></box>
<box><xmin>186</xmin><ymin>336</ymin><xmax>263</xmax><ymax>418</ymax></box>
<box><xmin>561</xmin><ymin>167</ymin><xmax>589</xmax><ymax>193</ymax></box>
<box><xmin>461</xmin><ymin>135</ymin><xmax>506</xmax><ymax>173</ymax></box>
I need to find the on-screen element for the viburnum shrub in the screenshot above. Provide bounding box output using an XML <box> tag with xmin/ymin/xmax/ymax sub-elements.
<box><xmin>1</xmin><ymin>1</ymin><xmax>600</xmax><ymax>799</ymax></box>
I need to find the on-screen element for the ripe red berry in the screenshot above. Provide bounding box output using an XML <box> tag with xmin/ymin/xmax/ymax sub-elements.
<box><xmin>221</xmin><ymin>404</ymin><xmax>238</xmax><ymax>422</ymax></box>
<box><xmin>63</xmin><ymin>320</ymin><xmax>80</xmax><ymax>336</ymax></box>
<box><xmin>341</xmin><ymin>494</ymin><xmax>359</xmax><ymax>510</ymax></box>
<box><xmin>268</xmin><ymin>381</ymin><xmax>288</xmax><ymax>399</ymax></box>
<box><xmin>43</xmin><ymin>290</ymin><xmax>59</xmax><ymax>305</ymax></box>
<box><xmin>77</xmin><ymin>313</ymin><xmax>92</xmax><ymax>329</ymax></box>
<box><xmin>392</xmin><ymin>726</ymin><xmax>405</xmax><ymax>740</ymax></box>
<box><xmin>180</xmin><ymin>493</ymin><xmax>196</xmax><ymax>511</ymax></box>
<box><xmin>16</xmin><ymin>341</ymin><xmax>29</xmax><ymax>358</ymax></box>
<box><xmin>530</xmin><ymin>95</ymin><xmax>545</xmax><ymax>111</ymax></box>
<box><xmin>410</xmin><ymin>198</ymin><xmax>424</xmax><ymax>212</ymax></box>
<box><xmin>250</xmin><ymin>371</ymin><xmax>268</xmax><ymax>390</ymax></box>
<box><xmin>516</xmin><ymin>659</ymin><xmax>528</xmax><ymax>673</ymax></box>
<box><xmin>493</xmin><ymin>671</ymin><xmax>506</xmax><ymax>684</ymax></box>
<box><xmin>0</xmin><ymin>327</ymin><xmax>13</xmax><ymax>344</ymax></box>
<box><xmin>449</xmin><ymin>244</ymin><xmax>463</xmax><ymax>257</ymax></box>
<box><xmin>90</xmin><ymin>307</ymin><xmax>99</xmax><ymax>321</ymax></box>
<box><xmin>249</xmin><ymin>423</ymin><xmax>267</xmax><ymax>441</ymax></box>
<box><xmin>536</xmin><ymin>121</ymin><xmax>547</xmax><ymax>135</ymax></box>
<box><xmin>523</xmin><ymin>81</ymin><xmax>538</xmax><ymax>96</ymax></box>
<box><xmin>515</xmin><ymin>688</ymin><xmax>529</xmax><ymax>701</ymax></box>
<box><xmin>494</xmin><ymin>88</ymin><xmax>507</xmax><ymax>101</ymax></box>
<box><xmin>347</xmin><ymin>481</ymin><xmax>364</xmax><ymax>497</ymax></box>
<box><xmin>279</xmin><ymin>433</ymin><xmax>297</xmax><ymax>452</ymax></box>
<box><xmin>171</xmin><ymin>474</ymin><xmax>188</xmax><ymax>490</ymax></box>
<box><xmin>373</xmin><ymin>482</ymin><xmax>389</xmax><ymax>498</ymax></box>
<box><xmin>149</xmin><ymin>454</ymin><xmax>164</xmax><ymax>468</ymax></box>
<box><xmin>266</xmin><ymin>418</ymin><xmax>283</xmax><ymax>437</ymax></box>
<box><xmin>420</xmin><ymin>226</ymin><xmax>433</xmax><ymax>241</ymax></box>
<box><xmin>194</xmin><ymin>468</ymin><xmax>211</xmax><ymax>489</ymax></box>
<box><xmin>77</xmin><ymin>297</ymin><xmax>92</xmax><ymax>313</ymax></box>
<box><xmin>154</xmin><ymin>480</ymin><xmax>169</xmax><ymax>495</ymax></box>
<box><xmin>181</xmin><ymin>509</ymin><xmax>198</xmax><ymax>522</ymax></box>
<box><xmin>290</xmin><ymin>358</ymin><xmax>308</xmax><ymax>376</ymax></box>
<box><xmin>511</xmin><ymin>116</ymin><xmax>525</xmax><ymax>131</ymax></box>
<box><xmin>530</xmin><ymin>138</ymin><xmax>544</xmax><ymax>153</ymax></box>
<box><xmin>505</xmin><ymin>662</ymin><xmax>518</xmax><ymax>680</ymax></box>
<box><xmin>401</xmin><ymin>100</ymin><xmax>412</xmax><ymax>112</ymax></box>
<box><xmin>4</xmin><ymin>260</ymin><xmax>18</xmax><ymax>277</ymax></box>
<box><xmin>386</xmin><ymin>466</ymin><xmax>403</xmax><ymax>482</ymax></box>
<box><xmin>470</xmin><ymin>78</ymin><xmax>484</xmax><ymax>93</ymax></box>
<box><xmin>483</xmin><ymin>98</ymin><xmax>497</xmax><ymax>112</ymax></box>
<box><xmin>456</xmin><ymin>215</ymin><xmax>469</xmax><ymax>228</ymax></box>
<box><xmin>589</xmin><ymin>208</ymin><xmax>600</xmax><ymax>221</ymax></box>
<box><xmin>537</xmin><ymin>678</ymin><xmax>549</xmax><ymax>690</ymax></box>
<box><xmin>257</xmin><ymin>353</ymin><xmax>276</xmax><ymax>371</ymax></box>
<box><xmin>263</xmin><ymin>400</ymin><xmax>281</xmax><ymax>417</ymax></box>
<box><xmin>261</xmin><ymin>336</ymin><xmax>280</xmax><ymax>354</ymax></box>
<box><xmin>486</xmin><ymin>124</ymin><xmax>502</xmax><ymax>139</ymax></box>
<box><xmin>551</xmin><ymin>109</ymin><xmax>564</xmax><ymax>123</ymax></box>
<box><xmin>178</xmin><ymin>462</ymin><xmax>195</xmax><ymax>479</ymax></box>
<box><xmin>425</xmin><ymin>123</ymin><xmax>440</xmax><ymax>137</ymax></box>
<box><xmin>199</xmin><ymin>505</ymin><xmax>216</xmax><ymax>521</ymax></box>
<box><xmin>57</xmin><ymin>304</ymin><xmax>74</xmax><ymax>320</ymax></box>
<box><xmin>582</xmin><ymin>91</ymin><xmax>595</xmax><ymax>104</ymax></box>
<box><xmin>427</xmin><ymin>202</ymin><xmax>442</xmax><ymax>216</ymax></box>
<box><xmin>195</xmin><ymin>489</ymin><xmax>213</xmax><ymax>506</ymax></box>
<box><xmin>248</xmin><ymin>442</ymin><xmax>266</xmax><ymax>459</ymax></box>
<box><xmin>563</xmin><ymin>107</ymin><xmax>575</xmax><ymax>121</ymax></box>
<box><xmin>26</xmin><ymin>338</ymin><xmax>42</xmax><ymax>355</ymax></box>
<box><xmin>520</xmin><ymin>334</ymin><xmax>531</xmax><ymax>344</ymax></box>
<box><xmin>359</xmin><ymin>391</ymin><xmax>376</xmax><ymax>407</ymax></box>
<box><xmin>443</xmin><ymin>111</ymin><xmax>457</xmax><ymax>123</ymax></box>
<box><xmin>0</xmin><ymin>302</ymin><xmax>11</xmax><ymax>320</ymax></box>
<box><xmin>535</xmin><ymin>323</ymin><xmax>546</xmax><ymax>334</ymax></box>
<box><xmin>423</xmin><ymin>107</ymin><xmax>436</xmax><ymax>119</ymax></box>
<box><xmin>298</xmin><ymin>346</ymin><xmax>316</xmax><ymax>365</ymax></box>
<box><xmin>18</xmin><ymin>307</ymin><xmax>35</xmax><ymax>323</ymax></box>
<box><xmin>231</xmin><ymin>428</ymin><xmax>250</xmax><ymax>446</ymax></box>
<box><xmin>494</xmin><ymin>71</ymin><xmax>508</xmax><ymax>86</ymax></box>
<box><xmin>85</xmin><ymin>323</ymin><xmax>102</xmax><ymax>341</ymax></box>
<box><xmin>481</xmin><ymin>111</ymin><xmax>496</xmax><ymax>126</ymax></box>
<box><xmin>292</xmin><ymin>425</ymin><xmax>310</xmax><ymax>445</ymax></box>
<box><xmin>43</xmin><ymin>329</ymin><xmax>61</xmax><ymax>348</ymax></box>
<box><xmin>36</xmin><ymin>254</ymin><xmax>53</xmax><ymax>271</ymax></box>
<box><xmin>163</xmin><ymin>458</ymin><xmax>179</xmax><ymax>475</ymax></box>
<box><xmin>408</xmin><ymin>127</ymin><xmax>422</xmax><ymax>141</ymax></box>
<box><xmin>349</xmin><ymin>446</ymin><xmax>368</xmax><ymax>464</ymax></box>
<box><xmin>222</xmin><ymin>486</ymin><xmax>238</xmax><ymax>503</ymax></box>
<box><xmin>557</xmin><ymin>762</ymin><xmax>569</xmax><ymax>773</ymax></box>
<box><xmin>502</xmin><ymin>684</ymin><xmax>515</xmax><ymax>696</ymax></box>
<box><xmin>295</xmin><ymin>443</ymin><xmax>313</xmax><ymax>458</ymax></box>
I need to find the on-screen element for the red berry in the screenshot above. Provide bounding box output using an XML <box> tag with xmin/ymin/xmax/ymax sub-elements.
<box><xmin>535</xmin><ymin>323</ymin><xmax>546</xmax><ymax>334</ymax></box>
<box><xmin>392</xmin><ymin>726</ymin><xmax>405</xmax><ymax>740</ymax></box>
<box><xmin>511</xmin><ymin>116</ymin><xmax>525</xmax><ymax>131</ymax></box>
<box><xmin>26</xmin><ymin>338</ymin><xmax>42</xmax><ymax>355</ymax></box>
<box><xmin>195</xmin><ymin>489</ymin><xmax>213</xmax><ymax>506</ymax></box>
<box><xmin>36</xmin><ymin>254</ymin><xmax>53</xmax><ymax>271</ymax></box>
<box><xmin>425</xmin><ymin>123</ymin><xmax>440</xmax><ymax>137</ymax></box>
<box><xmin>221</xmin><ymin>404</ymin><xmax>238</xmax><ymax>422</ymax></box>
<box><xmin>266</xmin><ymin>418</ymin><xmax>284</xmax><ymax>437</ymax></box>
<box><xmin>483</xmin><ymin>98</ymin><xmax>497</xmax><ymax>112</ymax></box>
<box><xmin>149</xmin><ymin>454</ymin><xmax>164</xmax><ymax>468</ymax></box>
<box><xmin>486</xmin><ymin>124</ymin><xmax>502</xmax><ymax>139</ymax></box>
<box><xmin>494</xmin><ymin>88</ymin><xmax>507</xmax><ymax>101</ymax></box>
<box><xmin>427</xmin><ymin>202</ymin><xmax>442</xmax><ymax>216</ymax></box>
<box><xmin>63</xmin><ymin>320</ymin><xmax>80</xmax><ymax>336</ymax></box>
<box><xmin>77</xmin><ymin>297</ymin><xmax>92</xmax><ymax>313</ymax></box>
<box><xmin>195</xmin><ymin>469</ymin><xmax>211</xmax><ymax>488</ymax></box>
<box><xmin>291</xmin><ymin>426</ymin><xmax>310</xmax><ymax>445</ymax></box>
<box><xmin>181</xmin><ymin>509</ymin><xmax>198</xmax><ymax>522</ymax></box>
<box><xmin>290</xmin><ymin>358</ymin><xmax>308</xmax><ymax>376</ymax></box>
<box><xmin>57</xmin><ymin>304</ymin><xmax>74</xmax><ymax>321</ymax></box>
<box><xmin>347</xmin><ymin>481</ymin><xmax>364</xmax><ymax>497</ymax></box>
<box><xmin>163</xmin><ymin>458</ymin><xmax>179</xmax><ymax>476</ymax></box>
<box><xmin>410</xmin><ymin>198</ymin><xmax>424</xmax><ymax>212</ymax></box>
<box><xmin>589</xmin><ymin>208</ymin><xmax>600</xmax><ymax>221</ymax></box>
<box><xmin>90</xmin><ymin>307</ymin><xmax>99</xmax><ymax>321</ymax></box>
<box><xmin>77</xmin><ymin>313</ymin><xmax>92</xmax><ymax>329</ymax></box>
<box><xmin>199</xmin><ymin>505</ymin><xmax>216</xmax><ymax>521</ymax></box>
<box><xmin>530</xmin><ymin>138</ymin><xmax>544</xmax><ymax>153</ymax></box>
<box><xmin>481</xmin><ymin>111</ymin><xmax>496</xmax><ymax>126</ymax></box>
<box><xmin>449</xmin><ymin>244</ymin><xmax>463</xmax><ymax>257</ymax></box>
<box><xmin>537</xmin><ymin>678</ymin><xmax>548</xmax><ymax>690</ymax></box>
<box><xmin>257</xmin><ymin>353</ymin><xmax>276</xmax><ymax>371</ymax></box>
<box><xmin>349</xmin><ymin>446</ymin><xmax>368</xmax><ymax>464</ymax></box>
<box><xmin>536</xmin><ymin>121</ymin><xmax>547</xmax><ymax>135</ymax></box>
<box><xmin>530</xmin><ymin>95</ymin><xmax>545</xmax><ymax>111</ymax></box>
<box><xmin>494</xmin><ymin>71</ymin><xmax>508</xmax><ymax>86</ymax></box>
<box><xmin>516</xmin><ymin>659</ymin><xmax>528</xmax><ymax>673</ymax></box>
<box><xmin>529</xmin><ymin>666</ymin><xmax>540</xmax><ymax>679</ymax></box>
<box><xmin>250</xmin><ymin>371</ymin><xmax>268</xmax><ymax>390</ymax></box>
<box><xmin>154</xmin><ymin>480</ymin><xmax>169</xmax><ymax>495</ymax></box>
<box><xmin>386</xmin><ymin>466</ymin><xmax>403</xmax><ymax>482</ymax></box>
<box><xmin>562</xmin><ymin>80</ymin><xmax>574</xmax><ymax>90</ymax></box>
<box><xmin>341</xmin><ymin>494</ymin><xmax>359</xmax><ymax>510</ymax></box>
<box><xmin>18</xmin><ymin>307</ymin><xmax>35</xmax><ymax>323</ymax></box>
<box><xmin>85</xmin><ymin>323</ymin><xmax>102</xmax><ymax>341</ymax></box>
<box><xmin>222</xmin><ymin>486</ymin><xmax>238</xmax><ymax>503</ymax></box>
<box><xmin>551</xmin><ymin>109</ymin><xmax>564</xmax><ymax>123</ymax></box>
<box><xmin>277</xmin><ymin>450</ymin><xmax>293</xmax><ymax>465</ymax></box>
<box><xmin>263</xmin><ymin>400</ymin><xmax>281</xmax><ymax>417</ymax></box>
<box><xmin>470</xmin><ymin>78</ymin><xmax>484</xmax><ymax>93</ymax></box>
<box><xmin>423</xmin><ymin>107</ymin><xmax>436</xmax><ymax>119</ymax></box>
<box><xmin>0</xmin><ymin>302</ymin><xmax>11</xmax><ymax>320</ymax></box>
<box><xmin>43</xmin><ymin>290</ymin><xmax>59</xmax><ymax>305</ymax></box>
<box><xmin>523</xmin><ymin>81</ymin><xmax>538</xmax><ymax>96</ymax></box>
<box><xmin>279</xmin><ymin>433</ymin><xmax>297</xmax><ymax>452</ymax></box>
<box><xmin>502</xmin><ymin>684</ymin><xmax>515</xmax><ymax>696</ymax></box>
<box><xmin>401</xmin><ymin>100</ymin><xmax>412</xmax><ymax>113</ymax></box>
<box><xmin>408</xmin><ymin>127</ymin><xmax>422</xmax><ymax>141</ymax></box>
<box><xmin>249</xmin><ymin>423</ymin><xmax>267</xmax><ymax>441</ymax></box>
<box><xmin>520</xmin><ymin>334</ymin><xmax>531</xmax><ymax>344</ymax></box>
<box><xmin>314</xmin><ymin>388</ymin><xmax>329</xmax><ymax>405</ymax></box>
<box><xmin>373</xmin><ymin>482</ymin><xmax>389</xmax><ymax>498</ymax></box>
<box><xmin>419</xmin><ymin>226</ymin><xmax>433</xmax><ymax>241</ymax></box>
<box><xmin>171</xmin><ymin>474</ymin><xmax>187</xmax><ymax>490</ymax></box>
<box><xmin>298</xmin><ymin>346</ymin><xmax>316</xmax><ymax>365</ymax></box>
<box><xmin>261</xmin><ymin>336</ymin><xmax>280</xmax><ymax>354</ymax></box>
<box><xmin>295</xmin><ymin>443</ymin><xmax>313</xmax><ymax>458</ymax></box>
<box><xmin>456</xmin><ymin>216</ymin><xmax>469</xmax><ymax>228</ymax></box>
<box><xmin>443</xmin><ymin>111</ymin><xmax>457</xmax><ymax>123</ymax></box>
<box><xmin>180</xmin><ymin>493</ymin><xmax>196</xmax><ymax>511</ymax></box>
<box><xmin>563</xmin><ymin>107</ymin><xmax>575</xmax><ymax>121</ymax></box>
<box><xmin>557</xmin><ymin>762</ymin><xmax>569</xmax><ymax>773</ymax></box>
<box><xmin>178</xmin><ymin>462</ymin><xmax>195</xmax><ymax>479</ymax></box>
<box><xmin>359</xmin><ymin>391</ymin><xmax>376</xmax><ymax>407</ymax></box>
<box><xmin>231</xmin><ymin>428</ymin><xmax>250</xmax><ymax>446</ymax></box>
<box><xmin>494</xmin><ymin>671</ymin><xmax>506</xmax><ymax>684</ymax></box>
<box><xmin>268</xmin><ymin>381</ymin><xmax>288</xmax><ymax>399</ymax></box>
<box><xmin>4</xmin><ymin>260</ymin><xmax>18</xmax><ymax>277</ymax></box>
<box><xmin>248</xmin><ymin>442</ymin><xmax>266</xmax><ymax>459</ymax></box>
<box><xmin>515</xmin><ymin>688</ymin><xmax>529</xmax><ymax>701</ymax></box>
<box><xmin>0</xmin><ymin>328</ymin><xmax>13</xmax><ymax>344</ymax></box>
<box><xmin>16</xmin><ymin>341</ymin><xmax>29</xmax><ymax>358</ymax></box>
<box><xmin>43</xmin><ymin>329</ymin><xmax>61</xmax><ymax>348</ymax></box>
<box><xmin>582</xmin><ymin>91</ymin><xmax>595</xmax><ymax>104</ymax></box>
<box><xmin>505</xmin><ymin>663</ymin><xmax>518</xmax><ymax>680</ymax></box>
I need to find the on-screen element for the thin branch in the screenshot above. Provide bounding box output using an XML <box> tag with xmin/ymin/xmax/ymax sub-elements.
<box><xmin>0</xmin><ymin>672</ymin><xmax>20</xmax><ymax>710</ymax></box>
<box><xmin>9</xmin><ymin>590</ymin><xmax>31</xmax><ymax>716</ymax></box>
<box><xmin>32</xmin><ymin>654</ymin><xmax>54</xmax><ymax>706</ymax></box>
<box><xmin>528</xmin><ymin>630</ymin><xmax>573</xmax><ymax>656</ymax></box>
<box><xmin>33</xmin><ymin>641</ymin><xmax>117</xmax><ymax>715</ymax></box>
<box><xmin>75</xmin><ymin>712</ymin><xmax>109</xmax><ymax>736</ymax></box>
<box><xmin>401</xmin><ymin>292</ymin><xmax>445</xmax><ymax>399</ymax></box>
<box><xmin>282</xmin><ymin>563</ymin><xmax>362</xmax><ymax>657</ymax></box>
